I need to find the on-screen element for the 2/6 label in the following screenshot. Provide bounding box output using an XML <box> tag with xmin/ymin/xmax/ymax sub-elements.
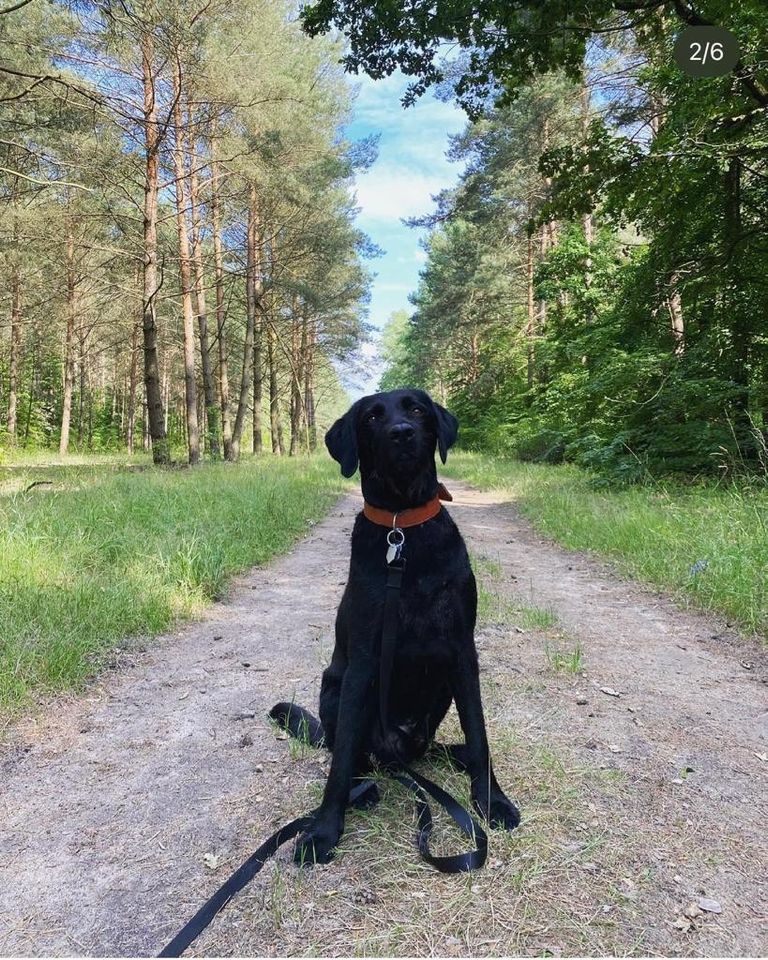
<box><xmin>672</xmin><ymin>26</ymin><xmax>740</xmax><ymax>78</ymax></box>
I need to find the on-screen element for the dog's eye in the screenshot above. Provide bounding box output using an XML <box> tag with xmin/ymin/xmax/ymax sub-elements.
<box><xmin>411</xmin><ymin>406</ymin><xmax>424</xmax><ymax>417</ymax></box>
<box><xmin>365</xmin><ymin>412</ymin><xmax>377</xmax><ymax>423</ymax></box>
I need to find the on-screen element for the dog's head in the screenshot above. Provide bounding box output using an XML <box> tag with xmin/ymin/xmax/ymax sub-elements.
<box><xmin>325</xmin><ymin>389</ymin><xmax>457</xmax><ymax>504</ymax></box>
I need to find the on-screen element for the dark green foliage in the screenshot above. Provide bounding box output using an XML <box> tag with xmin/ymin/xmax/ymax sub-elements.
<box><xmin>301</xmin><ymin>1</ymin><xmax>768</xmax><ymax>115</ymax></box>
<box><xmin>369</xmin><ymin>5</ymin><xmax>768</xmax><ymax>481</ymax></box>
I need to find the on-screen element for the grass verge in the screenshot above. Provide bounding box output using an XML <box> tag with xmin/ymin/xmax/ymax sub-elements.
<box><xmin>443</xmin><ymin>452</ymin><xmax>768</xmax><ymax>638</ymax></box>
<box><xmin>0</xmin><ymin>455</ymin><xmax>347</xmax><ymax>715</ymax></box>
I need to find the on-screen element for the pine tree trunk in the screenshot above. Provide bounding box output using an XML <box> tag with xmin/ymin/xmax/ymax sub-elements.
<box><xmin>304</xmin><ymin>317</ymin><xmax>316</xmax><ymax>451</ymax></box>
<box><xmin>24</xmin><ymin>336</ymin><xmax>37</xmax><ymax>445</ymax></box>
<box><xmin>537</xmin><ymin>224</ymin><xmax>548</xmax><ymax>332</ymax></box>
<box><xmin>210</xmin><ymin>146</ymin><xmax>233</xmax><ymax>460</ymax></box>
<box><xmin>188</xmin><ymin>116</ymin><xmax>220</xmax><ymax>458</ymax></box>
<box><xmin>289</xmin><ymin>305</ymin><xmax>302</xmax><ymax>456</ymax></box>
<box><xmin>725</xmin><ymin>153</ymin><xmax>752</xmax><ymax>448</ymax></box>
<box><xmin>231</xmin><ymin>185</ymin><xmax>260</xmax><ymax>459</ymax></box>
<box><xmin>526</xmin><ymin>229</ymin><xmax>535</xmax><ymax>393</ymax></box>
<box><xmin>667</xmin><ymin>275</ymin><xmax>685</xmax><ymax>356</ymax></box>
<box><xmin>77</xmin><ymin>326</ymin><xmax>86</xmax><ymax>444</ymax></box>
<box><xmin>267</xmin><ymin>319</ymin><xmax>283</xmax><ymax>454</ymax></box>
<box><xmin>127</xmin><ymin>314</ymin><xmax>139</xmax><ymax>454</ymax></box>
<box><xmin>59</xmin><ymin>227</ymin><xmax>77</xmax><ymax>456</ymax></box>
<box><xmin>580</xmin><ymin>81</ymin><xmax>594</xmax><ymax>276</ymax></box>
<box><xmin>142</xmin><ymin>387</ymin><xmax>149</xmax><ymax>451</ymax></box>
<box><xmin>8</xmin><ymin>261</ymin><xmax>21</xmax><ymax>442</ymax></box>
<box><xmin>172</xmin><ymin>55</ymin><xmax>200</xmax><ymax>465</ymax></box>
<box><xmin>140</xmin><ymin>30</ymin><xmax>169</xmax><ymax>464</ymax></box>
<box><xmin>252</xmin><ymin>303</ymin><xmax>263</xmax><ymax>454</ymax></box>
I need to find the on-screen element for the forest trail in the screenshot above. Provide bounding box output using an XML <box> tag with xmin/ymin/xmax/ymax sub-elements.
<box><xmin>1</xmin><ymin>481</ymin><xmax>766</xmax><ymax>958</ymax></box>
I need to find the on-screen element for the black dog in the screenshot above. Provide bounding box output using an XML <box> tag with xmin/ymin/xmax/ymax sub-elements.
<box><xmin>293</xmin><ymin>388</ymin><xmax>520</xmax><ymax>865</ymax></box>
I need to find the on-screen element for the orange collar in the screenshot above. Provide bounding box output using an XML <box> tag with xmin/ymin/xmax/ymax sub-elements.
<box><xmin>363</xmin><ymin>482</ymin><xmax>453</xmax><ymax>529</ymax></box>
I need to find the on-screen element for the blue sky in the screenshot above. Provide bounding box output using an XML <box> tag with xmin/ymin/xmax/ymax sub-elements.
<box><xmin>344</xmin><ymin>72</ymin><xmax>467</xmax><ymax>395</ymax></box>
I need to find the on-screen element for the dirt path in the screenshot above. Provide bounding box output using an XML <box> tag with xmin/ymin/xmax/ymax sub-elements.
<box><xmin>1</xmin><ymin>482</ymin><xmax>766</xmax><ymax>957</ymax></box>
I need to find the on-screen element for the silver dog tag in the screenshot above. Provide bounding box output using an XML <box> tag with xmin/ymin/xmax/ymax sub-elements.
<box><xmin>386</xmin><ymin>528</ymin><xmax>404</xmax><ymax>564</ymax></box>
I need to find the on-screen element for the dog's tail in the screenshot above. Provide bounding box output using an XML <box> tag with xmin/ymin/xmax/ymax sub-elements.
<box><xmin>269</xmin><ymin>702</ymin><xmax>325</xmax><ymax>748</ymax></box>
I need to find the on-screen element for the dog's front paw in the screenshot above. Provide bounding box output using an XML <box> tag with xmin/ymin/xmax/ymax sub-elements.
<box><xmin>294</xmin><ymin>820</ymin><xmax>342</xmax><ymax>866</ymax></box>
<box><xmin>474</xmin><ymin>791</ymin><xmax>521</xmax><ymax>831</ymax></box>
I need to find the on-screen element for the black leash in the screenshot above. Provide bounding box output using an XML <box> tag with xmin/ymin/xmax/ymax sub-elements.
<box><xmin>378</xmin><ymin>544</ymin><xmax>487</xmax><ymax>874</ymax></box>
<box><xmin>158</xmin><ymin>529</ymin><xmax>487</xmax><ymax>957</ymax></box>
<box><xmin>158</xmin><ymin>774</ymin><xmax>377</xmax><ymax>958</ymax></box>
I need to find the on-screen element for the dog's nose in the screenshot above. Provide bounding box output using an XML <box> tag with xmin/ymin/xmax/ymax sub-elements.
<box><xmin>388</xmin><ymin>422</ymin><xmax>415</xmax><ymax>442</ymax></box>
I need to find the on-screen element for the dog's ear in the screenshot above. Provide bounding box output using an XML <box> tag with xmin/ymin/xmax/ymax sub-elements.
<box><xmin>325</xmin><ymin>402</ymin><xmax>360</xmax><ymax>477</ymax></box>
<box><xmin>432</xmin><ymin>401</ymin><xmax>458</xmax><ymax>463</ymax></box>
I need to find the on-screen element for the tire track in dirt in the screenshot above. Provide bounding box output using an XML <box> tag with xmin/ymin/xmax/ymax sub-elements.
<box><xmin>1</xmin><ymin>481</ymin><xmax>766</xmax><ymax>956</ymax></box>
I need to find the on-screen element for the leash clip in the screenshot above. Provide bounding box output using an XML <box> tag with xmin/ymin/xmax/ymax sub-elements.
<box><xmin>386</xmin><ymin>527</ymin><xmax>404</xmax><ymax>565</ymax></box>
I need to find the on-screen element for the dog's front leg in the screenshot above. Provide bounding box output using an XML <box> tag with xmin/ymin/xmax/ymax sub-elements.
<box><xmin>451</xmin><ymin>657</ymin><xmax>520</xmax><ymax>830</ymax></box>
<box><xmin>294</xmin><ymin>656</ymin><xmax>376</xmax><ymax>865</ymax></box>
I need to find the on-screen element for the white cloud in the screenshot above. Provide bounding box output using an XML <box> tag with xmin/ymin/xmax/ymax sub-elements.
<box><xmin>354</xmin><ymin>167</ymin><xmax>447</xmax><ymax>221</ymax></box>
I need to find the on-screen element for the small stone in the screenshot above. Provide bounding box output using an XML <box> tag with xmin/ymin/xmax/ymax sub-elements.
<box><xmin>255</xmin><ymin>763</ymin><xmax>264</xmax><ymax>772</ymax></box>
<box><xmin>698</xmin><ymin>897</ymin><xmax>722</xmax><ymax>914</ymax></box>
<box><xmin>600</xmin><ymin>686</ymin><xmax>621</xmax><ymax>697</ymax></box>
<box><xmin>683</xmin><ymin>903</ymin><xmax>702</xmax><ymax>920</ymax></box>
<box><xmin>576</xmin><ymin>698</ymin><xmax>589</xmax><ymax>705</ymax></box>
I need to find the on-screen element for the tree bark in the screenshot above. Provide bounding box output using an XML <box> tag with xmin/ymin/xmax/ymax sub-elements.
<box><xmin>252</xmin><ymin>300</ymin><xmax>263</xmax><ymax>454</ymax></box>
<box><xmin>289</xmin><ymin>301</ymin><xmax>302</xmax><ymax>455</ymax></box>
<box><xmin>537</xmin><ymin>223</ymin><xmax>548</xmax><ymax>332</ymax></box>
<box><xmin>210</xmin><ymin>145</ymin><xmax>233</xmax><ymax>460</ymax></box>
<box><xmin>59</xmin><ymin>227</ymin><xmax>77</xmax><ymax>455</ymax></box>
<box><xmin>667</xmin><ymin>275</ymin><xmax>684</xmax><ymax>356</ymax></box>
<box><xmin>7</xmin><ymin>261</ymin><xmax>21</xmax><ymax>441</ymax></box>
<box><xmin>580</xmin><ymin>81</ymin><xmax>594</xmax><ymax>272</ymax></box>
<box><xmin>231</xmin><ymin>184</ymin><xmax>261</xmax><ymax>459</ymax></box>
<box><xmin>172</xmin><ymin>54</ymin><xmax>200</xmax><ymax>465</ymax></box>
<box><xmin>127</xmin><ymin>313</ymin><xmax>140</xmax><ymax>454</ymax></box>
<box><xmin>725</xmin><ymin>153</ymin><xmax>752</xmax><ymax>446</ymax></box>
<box><xmin>303</xmin><ymin>316</ymin><xmax>316</xmax><ymax>451</ymax></box>
<box><xmin>188</xmin><ymin>113</ymin><xmax>220</xmax><ymax>458</ymax></box>
<box><xmin>267</xmin><ymin>318</ymin><xmax>283</xmax><ymax>454</ymax></box>
<box><xmin>525</xmin><ymin>228</ymin><xmax>535</xmax><ymax>393</ymax></box>
<box><xmin>140</xmin><ymin>29</ymin><xmax>169</xmax><ymax>464</ymax></box>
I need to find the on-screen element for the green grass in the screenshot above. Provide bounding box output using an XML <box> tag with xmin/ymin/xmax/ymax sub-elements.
<box><xmin>472</xmin><ymin>551</ymin><xmax>559</xmax><ymax>631</ymax></box>
<box><xmin>545</xmin><ymin>641</ymin><xmax>585</xmax><ymax>674</ymax></box>
<box><xmin>0</xmin><ymin>454</ymin><xmax>347</xmax><ymax>715</ymax></box>
<box><xmin>443</xmin><ymin>451</ymin><xmax>768</xmax><ymax>638</ymax></box>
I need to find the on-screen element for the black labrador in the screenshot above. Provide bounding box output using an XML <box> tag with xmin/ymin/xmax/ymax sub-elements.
<box><xmin>293</xmin><ymin>388</ymin><xmax>520</xmax><ymax>865</ymax></box>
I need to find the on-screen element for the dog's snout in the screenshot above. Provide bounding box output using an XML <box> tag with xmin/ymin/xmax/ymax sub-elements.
<box><xmin>388</xmin><ymin>422</ymin><xmax>415</xmax><ymax>442</ymax></box>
